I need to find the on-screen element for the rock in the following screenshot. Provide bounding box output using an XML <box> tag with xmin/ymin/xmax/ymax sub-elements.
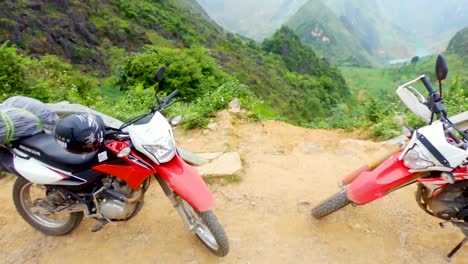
<box><xmin>228</xmin><ymin>98</ymin><xmax>241</xmax><ymax>113</ymax></box>
<box><xmin>383</xmin><ymin>135</ymin><xmax>407</xmax><ymax>145</ymax></box>
<box><xmin>220</xmin><ymin>190</ymin><xmax>232</xmax><ymax>201</ymax></box>
<box><xmin>207</xmin><ymin>122</ymin><xmax>218</xmax><ymax>131</ymax></box>
<box><xmin>29</xmin><ymin>2</ymin><xmax>42</xmax><ymax>11</ymax></box>
<box><xmin>392</xmin><ymin>115</ymin><xmax>405</xmax><ymax>126</ymax></box>
<box><xmin>399</xmin><ymin>232</ymin><xmax>408</xmax><ymax>247</ymax></box>
<box><xmin>57</xmin><ymin>0</ymin><xmax>70</xmax><ymax>11</ymax></box>
<box><xmin>297</xmin><ymin>200</ymin><xmax>312</xmax><ymax>214</ymax></box>
<box><xmin>273</xmin><ymin>145</ymin><xmax>287</xmax><ymax>155</ymax></box>
<box><xmin>196</xmin><ymin>152</ymin><xmax>223</xmax><ymax>161</ymax></box>
<box><xmin>177</xmin><ymin>148</ymin><xmax>208</xmax><ymax>166</ymax></box>
<box><xmin>301</xmin><ymin>143</ymin><xmax>322</xmax><ymax>153</ymax></box>
<box><xmin>196</xmin><ymin>152</ymin><xmax>242</xmax><ymax>177</ymax></box>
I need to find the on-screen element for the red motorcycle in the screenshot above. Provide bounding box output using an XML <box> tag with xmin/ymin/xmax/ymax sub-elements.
<box><xmin>312</xmin><ymin>55</ymin><xmax>468</xmax><ymax>261</ymax></box>
<box><xmin>1</xmin><ymin>67</ymin><xmax>229</xmax><ymax>257</ymax></box>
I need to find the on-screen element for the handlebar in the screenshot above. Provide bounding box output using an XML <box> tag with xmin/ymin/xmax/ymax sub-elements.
<box><xmin>162</xmin><ymin>89</ymin><xmax>180</xmax><ymax>104</ymax></box>
<box><xmin>420</xmin><ymin>76</ymin><xmax>436</xmax><ymax>94</ymax></box>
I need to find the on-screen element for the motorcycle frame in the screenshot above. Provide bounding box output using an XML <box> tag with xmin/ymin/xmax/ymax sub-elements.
<box><xmin>92</xmin><ymin>140</ymin><xmax>214</xmax><ymax>212</ymax></box>
<box><xmin>418</xmin><ymin>167</ymin><xmax>468</xmax><ymax>198</ymax></box>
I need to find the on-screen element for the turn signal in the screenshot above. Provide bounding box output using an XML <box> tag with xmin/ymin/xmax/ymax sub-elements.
<box><xmin>117</xmin><ymin>147</ymin><xmax>131</xmax><ymax>158</ymax></box>
<box><xmin>402</xmin><ymin>125</ymin><xmax>415</xmax><ymax>139</ymax></box>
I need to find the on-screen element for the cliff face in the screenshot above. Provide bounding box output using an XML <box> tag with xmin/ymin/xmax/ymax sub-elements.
<box><xmin>0</xmin><ymin>0</ymin><xmax>150</xmax><ymax>73</ymax></box>
<box><xmin>0</xmin><ymin>0</ymin><xmax>224</xmax><ymax>73</ymax></box>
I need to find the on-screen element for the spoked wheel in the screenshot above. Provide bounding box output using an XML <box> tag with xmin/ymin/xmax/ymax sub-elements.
<box><xmin>178</xmin><ymin>197</ymin><xmax>229</xmax><ymax>257</ymax></box>
<box><xmin>12</xmin><ymin>177</ymin><xmax>83</xmax><ymax>236</ymax></box>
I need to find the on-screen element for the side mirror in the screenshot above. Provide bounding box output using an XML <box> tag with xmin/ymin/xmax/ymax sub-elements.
<box><xmin>155</xmin><ymin>67</ymin><xmax>166</xmax><ymax>83</ymax></box>
<box><xmin>435</xmin><ymin>55</ymin><xmax>448</xmax><ymax>81</ymax></box>
<box><xmin>169</xmin><ymin>115</ymin><xmax>182</xmax><ymax>126</ymax></box>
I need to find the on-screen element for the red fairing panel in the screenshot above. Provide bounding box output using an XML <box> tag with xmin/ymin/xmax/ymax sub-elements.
<box><xmin>92</xmin><ymin>141</ymin><xmax>156</xmax><ymax>189</ymax></box>
<box><xmin>347</xmin><ymin>152</ymin><xmax>418</xmax><ymax>205</ymax></box>
<box><xmin>156</xmin><ymin>155</ymin><xmax>214</xmax><ymax>212</ymax></box>
<box><xmin>92</xmin><ymin>164</ymin><xmax>154</xmax><ymax>189</ymax></box>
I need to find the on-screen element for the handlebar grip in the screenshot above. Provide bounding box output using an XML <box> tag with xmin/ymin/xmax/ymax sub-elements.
<box><xmin>164</xmin><ymin>89</ymin><xmax>180</xmax><ymax>103</ymax></box>
<box><xmin>421</xmin><ymin>76</ymin><xmax>436</xmax><ymax>94</ymax></box>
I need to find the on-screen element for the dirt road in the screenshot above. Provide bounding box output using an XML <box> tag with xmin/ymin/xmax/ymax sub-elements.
<box><xmin>0</xmin><ymin>112</ymin><xmax>467</xmax><ymax>263</ymax></box>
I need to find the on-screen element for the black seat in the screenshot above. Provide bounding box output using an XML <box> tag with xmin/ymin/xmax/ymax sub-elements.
<box><xmin>12</xmin><ymin>133</ymin><xmax>102</xmax><ymax>172</ymax></box>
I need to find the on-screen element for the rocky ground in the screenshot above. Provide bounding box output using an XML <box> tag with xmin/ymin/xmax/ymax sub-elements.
<box><xmin>0</xmin><ymin>111</ymin><xmax>467</xmax><ymax>263</ymax></box>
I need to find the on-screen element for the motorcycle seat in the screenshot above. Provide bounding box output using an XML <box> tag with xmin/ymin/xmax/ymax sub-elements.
<box><xmin>12</xmin><ymin>133</ymin><xmax>102</xmax><ymax>172</ymax></box>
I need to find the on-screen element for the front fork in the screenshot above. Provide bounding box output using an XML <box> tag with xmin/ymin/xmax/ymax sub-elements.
<box><xmin>155</xmin><ymin>176</ymin><xmax>194</xmax><ymax>231</ymax></box>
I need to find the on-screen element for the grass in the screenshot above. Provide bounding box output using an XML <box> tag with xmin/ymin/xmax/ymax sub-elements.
<box><xmin>204</xmin><ymin>173</ymin><xmax>242</xmax><ymax>186</ymax></box>
<box><xmin>98</xmin><ymin>84</ymin><xmax>124</xmax><ymax>102</ymax></box>
<box><xmin>340</xmin><ymin>53</ymin><xmax>467</xmax><ymax>97</ymax></box>
<box><xmin>145</xmin><ymin>31</ymin><xmax>178</xmax><ymax>47</ymax></box>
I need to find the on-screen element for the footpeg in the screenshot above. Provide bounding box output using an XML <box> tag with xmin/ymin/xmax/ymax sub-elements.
<box><xmin>91</xmin><ymin>219</ymin><xmax>109</xmax><ymax>232</ymax></box>
<box><xmin>446</xmin><ymin>237</ymin><xmax>468</xmax><ymax>262</ymax></box>
<box><xmin>439</xmin><ymin>221</ymin><xmax>449</xmax><ymax>229</ymax></box>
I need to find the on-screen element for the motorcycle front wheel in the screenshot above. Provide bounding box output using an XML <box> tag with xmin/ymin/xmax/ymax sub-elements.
<box><xmin>311</xmin><ymin>189</ymin><xmax>350</xmax><ymax>219</ymax></box>
<box><xmin>178</xmin><ymin>197</ymin><xmax>230</xmax><ymax>257</ymax></box>
<box><xmin>12</xmin><ymin>177</ymin><xmax>83</xmax><ymax>236</ymax></box>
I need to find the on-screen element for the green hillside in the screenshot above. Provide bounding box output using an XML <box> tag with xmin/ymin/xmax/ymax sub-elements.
<box><xmin>0</xmin><ymin>0</ymin><xmax>352</xmax><ymax>126</ymax></box>
<box><xmin>287</xmin><ymin>0</ymin><xmax>374</xmax><ymax>66</ymax></box>
<box><xmin>447</xmin><ymin>27</ymin><xmax>468</xmax><ymax>56</ymax></box>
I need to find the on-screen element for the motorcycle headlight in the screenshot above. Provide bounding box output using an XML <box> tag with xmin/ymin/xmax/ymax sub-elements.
<box><xmin>142</xmin><ymin>135</ymin><xmax>176</xmax><ymax>163</ymax></box>
<box><xmin>403</xmin><ymin>144</ymin><xmax>435</xmax><ymax>170</ymax></box>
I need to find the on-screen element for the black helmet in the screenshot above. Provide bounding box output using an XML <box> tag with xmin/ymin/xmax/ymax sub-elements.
<box><xmin>54</xmin><ymin>112</ymin><xmax>106</xmax><ymax>154</ymax></box>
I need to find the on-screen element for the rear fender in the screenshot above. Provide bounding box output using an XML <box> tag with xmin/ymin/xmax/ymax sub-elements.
<box><xmin>156</xmin><ymin>155</ymin><xmax>214</xmax><ymax>212</ymax></box>
<box><xmin>347</xmin><ymin>151</ymin><xmax>420</xmax><ymax>205</ymax></box>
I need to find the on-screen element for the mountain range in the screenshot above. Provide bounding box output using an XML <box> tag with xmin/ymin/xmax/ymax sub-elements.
<box><xmin>197</xmin><ymin>0</ymin><xmax>308</xmax><ymax>41</ymax></box>
<box><xmin>198</xmin><ymin>0</ymin><xmax>468</xmax><ymax>64</ymax></box>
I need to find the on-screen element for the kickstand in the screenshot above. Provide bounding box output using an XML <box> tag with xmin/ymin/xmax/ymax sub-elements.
<box><xmin>91</xmin><ymin>219</ymin><xmax>109</xmax><ymax>232</ymax></box>
<box><xmin>446</xmin><ymin>236</ymin><xmax>468</xmax><ymax>262</ymax></box>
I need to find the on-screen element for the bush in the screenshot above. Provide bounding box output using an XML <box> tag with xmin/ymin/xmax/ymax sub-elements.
<box><xmin>114</xmin><ymin>45</ymin><xmax>228</xmax><ymax>101</ymax></box>
<box><xmin>0</xmin><ymin>43</ymin><xmax>102</xmax><ymax>107</ymax></box>
<box><xmin>0</xmin><ymin>41</ymin><xmax>28</xmax><ymax>99</ymax></box>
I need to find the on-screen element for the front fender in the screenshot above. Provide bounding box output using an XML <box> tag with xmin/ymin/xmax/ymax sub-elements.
<box><xmin>347</xmin><ymin>152</ymin><xmax>420</xmax><ymax>205</ymax></box>
<box><xmin>156</xmin><ymin>155</ymin><xmax>214</xmax><ymax>212</ymax></box>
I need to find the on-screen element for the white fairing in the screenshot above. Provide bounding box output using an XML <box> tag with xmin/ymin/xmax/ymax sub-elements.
<box><xmin>14</xmin><ymin>156</ymin><xmax>65</xmax><ymax>184</ymax></box>
<box><xmin>128</xmin><ymin>112</ymin><xmax>176</xmax><ymax>164</ymax></box>
<box><xmin>400</xmin><ymin>122</ymin><xmax>468</xmax><ymax>172</ymax></box>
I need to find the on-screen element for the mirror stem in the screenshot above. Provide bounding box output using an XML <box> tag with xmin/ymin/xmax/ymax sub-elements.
<box><xmin>439</xmin><ymin>80</ymin><xmax>443</xmax><ymax>95</ymax></box>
